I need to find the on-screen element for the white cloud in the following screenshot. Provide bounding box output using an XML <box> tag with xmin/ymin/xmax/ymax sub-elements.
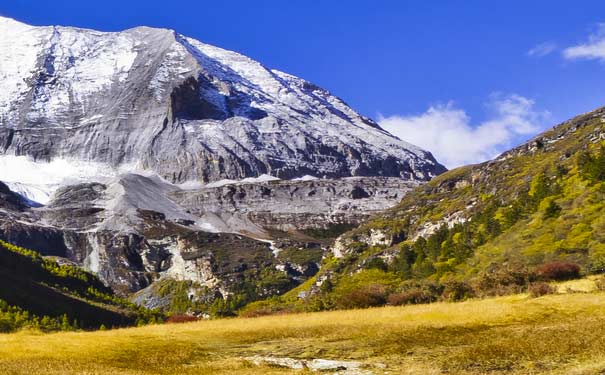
<box><xmin>379</xmin><ymin>94</ymin><xmax>550</xmax><ymax>169</ymax></box>
<box><xmin>527</xmin><ymin>42</ymin><xmax>557</xmax><ymax>57</ymax></box>
<box><xmin>563</xmin><ymin>23</ymin><xmax>605</xmax><ymax>62</ymax></box>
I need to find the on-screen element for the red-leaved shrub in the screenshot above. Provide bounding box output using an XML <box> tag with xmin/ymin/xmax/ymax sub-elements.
<box><xmin>166</xmin><ymin>314</ymin><xmax>199</xmax><ymax>324</ymax></box>
<box><xmin>387</xmin><ymin>289</ymin><xmax>436</xmax><ymax>306</ymax></box>
<box><xmin>239</xmin><ymin>306</ymin><xmax>293</xmax><ymax>318</ymax></box>
<box><xmin>536</xmin><ymin>261</ymin><xmax>581</xmax><ymax>281</ymax></box>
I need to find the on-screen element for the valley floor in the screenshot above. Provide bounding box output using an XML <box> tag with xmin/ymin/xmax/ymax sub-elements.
<box><xmin>2</xmin><ymin>290</ymin><xmax>605</xmax><ymax>374</ymax></box>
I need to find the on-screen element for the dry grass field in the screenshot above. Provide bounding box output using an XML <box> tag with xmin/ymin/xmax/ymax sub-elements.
<box><xmin>2</xmin><ymin>289</ymin><xmax>605</xmax><ymax>374</ymax></box>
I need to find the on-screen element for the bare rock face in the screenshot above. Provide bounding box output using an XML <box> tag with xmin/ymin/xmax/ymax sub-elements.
<box><xmin>173</xmin><ymin>177</ymin><xmax>418</xmax><ymax>233</ymax></box>
<box><xmin>0</xmin><ymin>174</ymin><xmax>416</xmax><ymax>301</ymax></box>
<box><xmin>0</xmin><ymin>182</ymin><xmax>29</xmax><ymax>211</ymax></box>
<box><xmin>0</xmin><ymin>16</ymin><xmax>445</xmax><ymax>184</ymax></box>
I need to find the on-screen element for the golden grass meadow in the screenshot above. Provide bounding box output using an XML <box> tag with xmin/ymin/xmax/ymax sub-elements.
<box><xmin>2</xmin><ymin>280</ymin><xmax>605</xmax><ymax>375</ymax></box>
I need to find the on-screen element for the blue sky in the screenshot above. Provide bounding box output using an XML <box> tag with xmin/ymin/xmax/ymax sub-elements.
<box><xmin>2</xmin><ymin>0</ymin><xmax>605</xmax><ymax>167</ymax></box>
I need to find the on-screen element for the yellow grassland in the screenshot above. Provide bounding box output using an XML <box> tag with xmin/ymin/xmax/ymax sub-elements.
<box><xmin>2</xmin><ymin>288</ymin><xmax>605</xmax><ymax>374</ymax></box>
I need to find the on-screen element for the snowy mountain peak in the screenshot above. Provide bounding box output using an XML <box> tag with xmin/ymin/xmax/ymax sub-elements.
<box><xmin>0</xmin><ymin>17</ymin><xmax>446</xmax><ymax>195</ymax></box>
<box><xmin>0</xmin><ymin>15</ymin><xmax>25</xmax><ymax>24</ymax></box>
<box><xmin>0</xmin><ymin>16</ymin><xmax>34</xmax><ymax>32</ymax></box>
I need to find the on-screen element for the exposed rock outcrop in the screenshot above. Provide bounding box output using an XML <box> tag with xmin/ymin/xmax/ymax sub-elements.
<box><xmin>0</xmin><ymin>174</ymin><xmax>415</xmax><ymax>301</ymax></box>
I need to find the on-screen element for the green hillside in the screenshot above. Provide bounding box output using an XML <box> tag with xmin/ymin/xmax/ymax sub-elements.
<box><xmin>0</xmin><ymin>240</ymin><xmax>162</xmax><ymax>332</ymax></box>
<box><xmin>243</xmin><ymin>107</ymin><xmax>605</xmax><ymax>314</ymax></box>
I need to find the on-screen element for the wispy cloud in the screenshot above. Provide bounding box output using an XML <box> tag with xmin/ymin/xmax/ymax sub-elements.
<box><xmin>563</xmin><ymin>23</ymin><xmax>605</xmax><ymax>62</ymax></box>
<box><xmin>527</xmin><ymin>42</ymin><xmax>557</xmax><ymax>57</ymax></box>
<box><xmin>379</xmin><ymin>94</ymin><xmax>550</xmax><ymax>169</ymax></box>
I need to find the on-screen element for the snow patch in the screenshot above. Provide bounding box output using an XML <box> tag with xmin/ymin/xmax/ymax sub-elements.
<box><xmin>292</xmin><ymin>175</ymin><xmax>319</xmax><ymax>181</ymax></box>
<box><xmin>203</xmin><ymin>174</ymin><xmax>280</xmax><ymax>188</ymax></box>
<box><xmin>240</xmin><ymin>174</ymin><xmax>281</xmax><ymax>184</ymax></box>
<box><xmin>203</xmin><ymin>179</ymin><xmax>238</xmax><ymax>188</ymax></box>
<box><xmin>4</xmin><ymin>182</ymin><xmax>51</xmax><ymax>206</ymax></box>
<box><xmin>176</xmin><ymin>180</ymin><xmax>205</xmax><ymax>190</ymax></box>
<box><xmin>0</xmin><ymin>155</ymin><xmax>138</xmax><ymax>204</ymax></box>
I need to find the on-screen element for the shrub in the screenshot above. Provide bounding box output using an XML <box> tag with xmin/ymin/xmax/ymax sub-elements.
<box><xmin>365</xmin><ymin>257</ymin><xmax>388</xmax><ymax>271</ymax></box>
<box><xmin>166</xmin><ymin>314</ymin><xmax>199</xmax><ymax>324</ymax></box>
<box><xmin>473</xmin><ymin>263</ymin><xmax>536</xmax><ymax>297</ymax></box>
<box><xmin>331</xmin><ymin>269</ymin><xmax>400</xmax><ymax>305</ymax></box>
<box><xmin>386</xmin><ymin>280</ymin><xmax>442</xmax><ymax>306</ymax></box>
<box><xmin>536</xmin><ymin>261</ymin><xmax>581</xmax><ymax>281</ymax></box>
<box><xmin>387</xmin><ymin>289</ymin><xmax>435</xmax><ymax>306</ymax></box>
<box><xmin>577</xmin><ymin>147</ymin><xmax>605</xmax><ymax>182</ymax></box>
<box><xmin>336</xmin><ymin>284</ymin><xmax>388</xmax><ymax>309</ymax></box>
<box><xmin>303</xmin><ymin>223</ymin><xmax>356</xmax><ymax>239</ymax></box>
<box><xmin>441</xmin><ymin>280</ymin><xmax>475</xmax><ymax>302</ymax></box>
<box><xmin>238</xmin><ymin>299</ymin><xmax>296</xmax><ymax>318</ymax></box>
<box><xmin>239</xmin><ymin>307</ymin><xmax>277</xmax><ymax>318</ymax></box>
<box><xmin>528</xmin><ymin>282</ymin><xmax>556</xmax><ymax>298</ymax></box>
<box><xmin>543</xmin><ymin>200</ymin><xmax>562</xmax><ymax>219</ymax></box>
<box><xmin>277</xmin><ymin>247</ymin><xmax>323</xmax><ymax>266</ymax></box>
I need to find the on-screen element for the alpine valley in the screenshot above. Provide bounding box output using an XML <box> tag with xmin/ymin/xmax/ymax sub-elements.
<box><xmin>2</xmin><ymin>15</ymin><xmax>605</xmax><ymax>329</ymax></box>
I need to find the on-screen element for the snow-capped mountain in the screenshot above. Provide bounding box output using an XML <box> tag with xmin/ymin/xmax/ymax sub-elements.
<box><xmin>0</xmin><ymin>16</ymin><xmax>446</xmax><ymax>308</ymax></box>
<box><xmin>0</xmin><ymin>16</ymin><xmax>445</xmax><ymax>194</ymax></box>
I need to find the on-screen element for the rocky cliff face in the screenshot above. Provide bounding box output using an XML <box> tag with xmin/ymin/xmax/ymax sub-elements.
<box><xmin>173</xmin><ymin>177</ymin><xmax>418</xmax><ymax>234</ymax></box>
<box><xmin>0</xmin><ymin>174</ymin><xmax>417</xmax><ymax>302</ymax></box>
<box><xmin>0</xmin><ymin>16</ymin><xmax>445</xmax><ymax>189</ymax></box>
